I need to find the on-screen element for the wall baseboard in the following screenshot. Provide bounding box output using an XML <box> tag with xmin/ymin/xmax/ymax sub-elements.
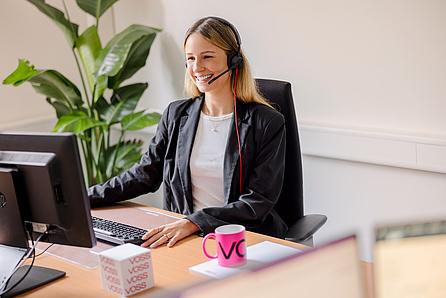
<box><xmin>300</xmin><ymin>123</ymin><xmax>446</xmax><ymax>174</ymax></box>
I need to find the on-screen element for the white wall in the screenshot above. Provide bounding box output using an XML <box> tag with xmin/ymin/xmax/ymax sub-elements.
<box><xmin>304</xmin><ymin>156</ymin><xmax>446</xmax><ymax>260</ymax></box>
<box><xmin>1</xmin><ymin>0</ymin><xmax>446</xmax><ymax>260</ymax></box>
<box><xmin>111</xmin><ymin>0</ymin><xmax>446</xmax><ymax>260</ymax></box>
<box><xmin>0</xmin><ymin>0</ymin><xmax>117</xmax><ymax>130</ymax></box>
<box><xmin>4</xmin><ymin>0</ymin><xmax>445</xmax><ymax>137</ymax></box>
<box><xmin>112</xmin><ymin>0</ymin><xmax>446</xmax><ymax>138</ymax></box>
<box><xmin>0</xmin><ymin>1</ymin><xmax>84</xmax><ymax>129</ymax></box>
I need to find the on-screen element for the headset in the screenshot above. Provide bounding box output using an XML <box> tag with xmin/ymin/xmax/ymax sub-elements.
<box><xmin>188</xmin><ymin>17</ymin><xmax>245</xmax><ymax>194</ymax></box>
<box><xmin>206</xmin><ymin>17</ymin><xmax>244</xmax><ymax>194</ymax></box>
<box><xmin>205</xmin><ymin>16</ymin><xmax>243</xmax><ymax>84</ymax></box>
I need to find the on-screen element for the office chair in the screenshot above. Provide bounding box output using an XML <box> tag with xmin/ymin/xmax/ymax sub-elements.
<box><xmin>256</xmin><ymin>78</ymin><xmax>327</xmax><ymax>246</ymax></box>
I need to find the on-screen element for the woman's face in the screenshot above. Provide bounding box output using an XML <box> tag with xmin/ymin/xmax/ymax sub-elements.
<box><xmin>185</xmin><ymin>33</ymin><xmax>230</xmax><ymax>94</ymax></box>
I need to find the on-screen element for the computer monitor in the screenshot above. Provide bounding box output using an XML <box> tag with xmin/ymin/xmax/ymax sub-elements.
<box><xmin>0</xmin><ymin>132</ymin><xmax>96</xmax><ymax>296</ymax></box>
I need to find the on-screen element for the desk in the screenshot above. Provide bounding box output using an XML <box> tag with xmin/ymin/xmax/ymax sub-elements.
<box><xmin>20</xmin><ymin>203</ymin><xmax>306</xmax><ymax>297</ymax></box>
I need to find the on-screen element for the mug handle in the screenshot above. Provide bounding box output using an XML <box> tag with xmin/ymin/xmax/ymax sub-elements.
<box><xmin>202</xmin><ymin>233</ymin><xmax>218</xmax><ymax>259</ymax></box>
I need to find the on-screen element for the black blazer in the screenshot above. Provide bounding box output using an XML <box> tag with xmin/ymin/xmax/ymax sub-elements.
<box><xmin>89</xmin><ymin>95</ymin><xmax>288</xmax><ymax>237</ymax></box>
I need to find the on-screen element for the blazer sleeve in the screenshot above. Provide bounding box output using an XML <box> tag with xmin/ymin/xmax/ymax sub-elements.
<box><xmin>186</xmin><ymin>112</ymin><xmax>286</xmax><ymax>235</ymax></box>
<box><xmin>88</xmin><ymin>105</ymin><xmax>170</xmax><ymax>207</ymax></box>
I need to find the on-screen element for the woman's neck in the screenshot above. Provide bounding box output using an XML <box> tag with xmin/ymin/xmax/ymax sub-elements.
<box><xmin>203</xmin><ymin>88</ymin><xmax>234</xmax><ymax>116</ymax></box>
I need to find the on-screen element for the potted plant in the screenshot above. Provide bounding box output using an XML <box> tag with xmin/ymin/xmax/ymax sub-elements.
<box><xmin>3</xmin><ymin>0</ymin><xmax>161</xmax><ymax>186</ymax></box>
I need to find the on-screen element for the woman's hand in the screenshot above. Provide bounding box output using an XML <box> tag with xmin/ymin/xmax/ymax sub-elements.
<box><xmin>141</xmin><ymin>219</ymin><xmax>200</xmax><ymax>248</ymax></box>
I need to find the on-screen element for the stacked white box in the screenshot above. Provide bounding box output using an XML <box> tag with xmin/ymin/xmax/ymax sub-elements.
<box><xmin>98</xmin><ymin>243</ymin><xmax>154</xmax><ymax>296</ymax></box>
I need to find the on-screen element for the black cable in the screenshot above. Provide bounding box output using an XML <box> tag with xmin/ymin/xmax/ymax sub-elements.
<box><xmin>35</xmin><ymin>243</ymin><xmax>54</xmax><ymax>257</ymax></box>
<box><xmin>0</xmin><ymin>231</ymin><xmax>42</xmax><ymax>297</ymax></box>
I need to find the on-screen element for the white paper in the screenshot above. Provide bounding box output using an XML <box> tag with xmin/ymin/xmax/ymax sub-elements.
<box><xmin>0</xmin><ymin>245</ymin><xmax>27</xmax><ymax>290</ymax></box>
<box><xmin>189</xmin><ymin>241</ymin><xmax>301</xmax><ymax>279</ymax></box>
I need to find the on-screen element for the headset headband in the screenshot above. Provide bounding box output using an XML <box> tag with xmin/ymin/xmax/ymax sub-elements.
<box><xmin>204</xmin><ymin>16</ymin><xmax>241</xmax><ymax>53</ymax></box>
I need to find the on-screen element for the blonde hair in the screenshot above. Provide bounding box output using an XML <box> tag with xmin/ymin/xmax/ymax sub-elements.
<box><xmin>183</xmin><ymin>17</ymin><xmax>272</xmax><ymax>107</ymax></box>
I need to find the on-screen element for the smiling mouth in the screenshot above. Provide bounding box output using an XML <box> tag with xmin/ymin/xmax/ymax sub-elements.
<box><xmin>195</xmin><ymin>74</ymin><xmax>213</xmax><ymax>83</ymax></box>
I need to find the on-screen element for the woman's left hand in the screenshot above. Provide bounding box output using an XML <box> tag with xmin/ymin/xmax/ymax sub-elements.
<box><xmin>141</xmin><ymin>219</ymin><xmax>200</xmax><ymax>248</ymax></box>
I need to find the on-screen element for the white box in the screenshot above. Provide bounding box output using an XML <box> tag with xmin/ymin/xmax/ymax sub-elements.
<box><xmin>98</xmin><ymin>243</ymin><xmax>154</xmax><ymax>296</ymax></box>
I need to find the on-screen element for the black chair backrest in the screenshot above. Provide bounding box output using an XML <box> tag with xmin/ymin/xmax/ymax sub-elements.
<box><xmin>255</xmin><ymin>78</ymin><xmax>304</xmax><ymax>227</ymax></box>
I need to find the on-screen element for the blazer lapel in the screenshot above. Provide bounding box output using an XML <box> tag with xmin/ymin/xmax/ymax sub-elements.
<box><xmin>223</xmin><ymin>101</ymin><xmax>250</xmax><ymax>203</ymax></box>
<box><xmin>177</xmin><ymin>96</ymin><xmax>203</xmax><ymax>213</ymax></box>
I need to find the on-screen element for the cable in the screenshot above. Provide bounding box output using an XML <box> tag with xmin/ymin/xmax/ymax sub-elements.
<box><xmin>233</xmin><ymin>67</ymin><xmax>243</xmax><ymax>194</ymax></box>
<box><xmin>35</xmin><ymin>243</ymin><xmax>54</xmax><ymax>258</ymax></box>
<box><xmin>0</xmin><ymin>231</ymin><xmax>45</xmax><ymax>297</ymax></box>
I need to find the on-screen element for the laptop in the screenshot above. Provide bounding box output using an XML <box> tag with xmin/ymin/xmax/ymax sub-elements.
<box><xmin>374</xmin><ymin>220</ymin><xmax>446</xmax><ymax>298</ymax></box>
<box><xmin>164</xmin><ymin>235</ymin><xmax>366</xmax><ymax>298</ymax></box>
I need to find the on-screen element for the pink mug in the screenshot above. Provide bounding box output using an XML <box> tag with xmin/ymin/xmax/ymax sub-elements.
<box><xmin>202</xmin><ymin>224</ymin><xmax>247</xmax><ymax>267</ymax></box>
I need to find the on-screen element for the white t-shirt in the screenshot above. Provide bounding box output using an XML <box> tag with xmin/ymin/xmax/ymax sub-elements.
<box><xmin>190</xmin><ymin>111</ymin><xmax>233</xmax><ymax>211</ymax></box>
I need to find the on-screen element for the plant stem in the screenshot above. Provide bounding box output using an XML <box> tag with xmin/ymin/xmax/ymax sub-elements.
<box><xmin>91</xmin><ymin>83</ymin><xmax>97</xmax><ymax>112</ymax></box>
<box><xmin>74</xmin><ymin>49</ymin><xmax>92</xmax><ymax>110</ymax></box>
<box><xmin>89</xmin><ymin>132</ymin><xmax>102</xmax><ymax>184</ymax></box>
<box><xmin>107</xmin><ymin>126</ymin><xmax>111</xmax><ymax>149</ymax></box>
<box><xmin>95</xmin><ymin>129</ymin><xmax>103</xmax><ymax>167</ymax></box>
<box><xmin>62</xmin><ymin>0</ymin><xmax>92</xmax><ymax>111</ymax></box>
<box><xmin>95</xmin><ymin>0</ymin><xmax>100</xmax><ymax>28</ymax></box>
<box><xmin>90</xmin><ymin>123</ymin><xmax>106</xmax><ymax>183</ymax></box>
<box><xmin>94</xmin><ymin>137</ymin><xmax>104</xmax><ymax>184</ymax></box>
<box><xmin>111</xmin><ymin>132</ymin><xmax>124</xmax><ymax>176</ymax></box>
<box><xmin>84</xmin><ymin>129</ymin><xmax>97</xmax><ymax>185</ymax></box>
<box><xmin>62</xmin><ymin>0</ymin><xmax>94</xmax><ymax>185</ymax></box>
<box><xmin>80</xmin><ymin>139</ymin><xmax>93</xmax><ymax>185</ymax></box>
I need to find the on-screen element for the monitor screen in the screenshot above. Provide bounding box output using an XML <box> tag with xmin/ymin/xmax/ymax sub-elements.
<box><xmin>0</xmin><ymin>132</ymin><xmax>96</xmax><ymax>248</ymax></box>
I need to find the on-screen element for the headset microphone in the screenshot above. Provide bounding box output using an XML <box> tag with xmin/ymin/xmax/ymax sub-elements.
<box><xmin>207</xmin><ymin>68</ymin><xmax>231</xmax><ymax>85</ymax></box>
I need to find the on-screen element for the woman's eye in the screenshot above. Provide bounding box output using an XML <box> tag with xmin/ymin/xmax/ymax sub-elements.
<box><xmin>204</xmin><ymin>55</ymin><xmax>213</xmax><ymax>59</ymax></box>
<box><xmin>187</xmin><ymin>57</ymin><xmax>195</xmax><ymax>61</ymax></box>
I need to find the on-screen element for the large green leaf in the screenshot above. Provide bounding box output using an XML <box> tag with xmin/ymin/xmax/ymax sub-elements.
<box><xmin>27</xmin><ymin>0</ymin><xmax>79</xmax><ymax>47</ymax></box>
<box><xmin>3</xmin><ymin>60</ymin><xmax>82</xmax><ymax>108</ymax></box>
<box><xmin>75</xmin><ymin>0</ymin><xmax>119</xmax><ymax>19</ymax></box>
<box><xmin>100</xmin><ymin>140</ymin><xmax>143</xmax><ymax>178</ymax></box>
<box><xmin>111</xmin><ymin>83</ymin><xmax>147</xmax><ymax>106</ymax></box>
<box><xmin>96</xmin><ymin>25</ymin><xmax>161</xmax><ymax>78</ymax></box>
<box><xmin>53</xmin><ymin>111</ymin><xmax>106</xmax><ymax>134</ymax></box>
<box><xmin>113</xmin><ymin>141</ymin><xmax>143</xmax><ymax>172</ymax></box>
<box><xmin>2</xmin><ymin>59</ymin><xmax>39</xmax><ymax>86</ymax></box>
<box><xmin>30</xmin><ymin>70</ymin><xmax>83</xmax><ymax>107</ymax></box>
<box><xmin>108</xmin><ymin>33</ymin><xmax>158</xmax><ymax>89</ymax></box>
<box><xmin>46</xmin><ymin>97</ymin><xmax>71</xmax><ymax>118</ymax></box>
<box><xmin>94</xmin><ymin>96</ymin><xmax>109</xmax><ymax>117</ymax></box>
<box><xmin>91</xmin><ymin>85</ymin><xmax>148</xmax><ymax>126</ymax></box>
<box><xmin>121</xmin><ymin>111</ymin><xmax>160</xmax><ymax>131</ymax></box>
<box><xmin>76</xmin><ymin>25</ymin><xmax>102</xmax><ymax>91</ymax></box>
<box><xmin>99</xmin><ymin>83</ymin><xmax>148</xmax><ymax>123</ymax></box>
<box><xmin>93</xmin><ymin>75</ymin><xmax>108</xmax><ymax>103</ymax></box>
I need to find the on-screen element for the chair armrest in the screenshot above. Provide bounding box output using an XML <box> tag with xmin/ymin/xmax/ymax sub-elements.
<box><xmin>284</xmin><ymin>214</ymin><xmax>327</xmax><ymax>243</ymax></box>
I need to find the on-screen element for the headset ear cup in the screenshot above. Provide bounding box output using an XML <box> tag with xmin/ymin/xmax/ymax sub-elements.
<box><xmin>233</xmin><ymin>54</ymin><xmax>243</xmax><ymax>69</ymax></box>
<box><xmin>227</xmin><ymin>52</ymin><xmax>243</xmax><ymax>70</ymax></box>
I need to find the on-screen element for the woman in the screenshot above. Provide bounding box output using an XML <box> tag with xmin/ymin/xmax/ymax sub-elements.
<box><xmin>89</xmin><ymin>17</ymin><xmax>287</xmax><ymax>248</ymax></box>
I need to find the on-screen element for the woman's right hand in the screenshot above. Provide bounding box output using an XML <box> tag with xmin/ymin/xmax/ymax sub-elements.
<box><xmin>141</xmin><ymin>219</ymin><xmax>199</xmax><ymax>248</ymax></box>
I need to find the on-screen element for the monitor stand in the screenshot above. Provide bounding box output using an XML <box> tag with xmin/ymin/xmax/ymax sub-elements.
<box><xmin>1</xmin><ymin>265</ymin><xmax>66</xmax><ymax>298</ymax></box>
